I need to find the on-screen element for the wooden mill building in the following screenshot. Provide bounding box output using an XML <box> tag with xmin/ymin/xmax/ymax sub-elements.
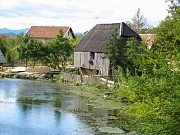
<box><xmin>74</xmin><ymin>22</ymin><xmax>140</xmax><ymax>76</ymax></box>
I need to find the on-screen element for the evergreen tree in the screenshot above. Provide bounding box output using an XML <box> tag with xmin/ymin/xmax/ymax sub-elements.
<box><xmin>105</xmin><ymin>29</ymin><xmax>140</xmax><ymax>76</ymax></box>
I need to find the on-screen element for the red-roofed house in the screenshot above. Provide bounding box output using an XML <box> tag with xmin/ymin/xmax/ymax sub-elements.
<box><xmin>27</xmin><ymin>26</ymin><xmax>75</xmax><ymax>44</ymax></box>
<box><xmin>139</xmin><ymin>34</ymin><xmax>156</xmax><ymax>49</ymax></box>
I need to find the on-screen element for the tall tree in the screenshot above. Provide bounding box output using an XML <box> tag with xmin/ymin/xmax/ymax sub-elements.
<box><xmin>27</xmin><ymin>39</ymin><xmax>44</xmax><ymax>67</ymax></box>
<box><xmin>131</xmin><ymin>8</ymin><xmax>147</xmax><ymax>33</ymax></box>
<box><xmin>17</xmin><ymin>35</ymin><xmax>45</xmax><ymax>67</ymax></box>
<box><xmin>47</xmin><ymin>30</ymin><xmax>73</xmax><ymax>70</ymax></box>
<box><xmin>115</xmin><ymin>1</ymin><xmax>180</xmax><ymax>134</ymax></box>
<box><xmin>155</xmin><ymin>0</ymin><xmax>180</xmax><ymax>56</ymax></box>
<box><xmin>105</xmin><ymin>29</ymin><xmax>139</xmax><ymax>76</ymax></box>
<box><xmin>17</xmin><ymin>35</ymin><xmax>31</xmax><ymax>67</ymax></box>
<box><xmin>0</xmin><ymin>35</ymin><xmax>7</xmax><ymax>55</ymax></box>
<box><xmin>2</xmin><ymin>34</ymin><xmax>24</xmax><ymax>66</ymax></box>
<box><xmin>166</xmin><ymin>0</ymin><xmax>180</xmax><ymax>19</ymax></box>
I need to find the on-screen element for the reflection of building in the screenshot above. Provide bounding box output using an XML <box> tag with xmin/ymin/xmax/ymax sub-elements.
<box><xmin>27</xmin><ymin>26</ymin><xmax>75</xmax><ymax>44</ymax></box>
<box><xmin>139</xmin><ymin>34</ymin><xmax>156</xmax><ymax>49</ymax></box>
<box><xmin>0</xmin><ymin>50</ymin><xmax>6</xmax><ymax>71</ymax></box>
<box><xmin>74</xmin><ymin>22</ymin><xmax>140</xmax><ymax>76</ymax></box>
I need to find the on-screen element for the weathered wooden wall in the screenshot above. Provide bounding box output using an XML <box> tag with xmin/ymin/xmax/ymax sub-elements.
<box><xmin>63</xmin><ymin>72</ymin><xmax>99</xmax><ymax>84</ymax></box>
<box><xmin>63</xmin><ymin>72</ymin><xmax>114</xmax><ymax>87</ymax></box>
<box><xmin>63</xmin><ymin>72</ymin><xmax>82</xmax><ymax>83</ymax></box>
<box><xmin>74</xmin><ymin>52</ymin><xmax>110</xmax><ymax>76</ymax></box>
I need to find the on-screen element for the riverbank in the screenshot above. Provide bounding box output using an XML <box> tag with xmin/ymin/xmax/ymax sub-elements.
<box><xmin>68</xmin><ymin>83</ymin><xmax>126</xmax><ymax>110</ymax></box>
<box><xmin>0</xmin><ymin>78</ymin><xmax>136</xmax><ymax>135</ymax></box>
<box><xmin>0</xmin><ymin>71</ymin><xmax>128</xmax><ymax>110</ymax></box>
<box><xmin>62</xmin><ymin>83</ymin><xmax>136</xmax><ymax>134</ymax></box>
<box><xmin>0</xmin><ymin>75</ymin><xmax>136</xmax><ymax>134</ymax></box>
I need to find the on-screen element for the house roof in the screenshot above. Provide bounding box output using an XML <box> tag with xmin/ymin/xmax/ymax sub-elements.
<box><xmin>0</xmin><ymin>50</ymin><xmax>6</xmax><ymax>64</ymax></box>
<box><xmin>27</xmin><ymin>26</ymin><xmax>75</xmax><ymax>39</ymax></box>
<box><xmin>139</xmin><ymin>34</ymin><xmax>156</xmax><ymax>49</ymax></box>
<box><xmin>75</xmin><ymin>22</ymin><xmax>140</xmax><ymax>53</ymax></box>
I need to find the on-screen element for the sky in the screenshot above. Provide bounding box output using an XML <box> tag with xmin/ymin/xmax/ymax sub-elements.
<box><xmin>0</xmin><ymin>0</ymin><xmax>169</xmax><ymax>33</ymax></box>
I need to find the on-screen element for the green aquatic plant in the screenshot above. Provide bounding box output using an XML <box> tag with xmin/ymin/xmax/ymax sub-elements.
<box><xmin>53</xmin><ymin>98</ymin><xmax>62</xmax><ymax>107</ymax></box>
<box><xmin>69</xmin><ymin>108</ymin><xmax>89</xmax><ymax>113</ymax></box>
<box><xmin>17</xmin><ymin>97</ymin><xmax>50</xmax><ymax>104</ymax></box>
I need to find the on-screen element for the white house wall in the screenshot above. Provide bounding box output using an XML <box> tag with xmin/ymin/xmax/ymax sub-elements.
<box><xmin>34</xmin><ymin>38</ymin><xmax>52</xmax><ymax>44</ymax></box>
<box><xmin>66</xmin><ymin>31</ymin><xmax>74</xmax><ymax>39</ymax></box>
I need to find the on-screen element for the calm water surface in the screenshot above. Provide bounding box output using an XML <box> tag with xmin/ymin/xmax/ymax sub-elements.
<box><xmin>0</xmin><ymin>78</ymin><xmax>96</xmax><ymax>135</ymax></box>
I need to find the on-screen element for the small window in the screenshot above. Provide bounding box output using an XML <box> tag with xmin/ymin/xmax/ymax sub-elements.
<box><xmin>90</xmin><ymin>52</ymin><xmax>95</xmax><ymax>60</ymax></box>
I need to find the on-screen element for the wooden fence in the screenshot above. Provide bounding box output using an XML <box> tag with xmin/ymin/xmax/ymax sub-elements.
<box><xmin>63</xmin><ymin>72</ymin><xmax>114</xmax><ymax>87</ymax></box>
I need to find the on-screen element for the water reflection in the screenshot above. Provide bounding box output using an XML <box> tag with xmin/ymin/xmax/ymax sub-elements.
<box><xmin>0</xmin><ymin>78</ymin><xmax>94</xmax><ymax>135</ymax></box>
<box><xmin>0</xmin><ymin>78</ymin><xmax>127</xmax><ymax>135</ymax></box>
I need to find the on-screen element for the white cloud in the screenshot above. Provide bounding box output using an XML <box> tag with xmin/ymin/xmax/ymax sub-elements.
<box><xmin>0</xmin><ymin>0</ymin><xmax>21</xmax><ymax>10</ymax></box>
<box><xmin>0</xmin><ymin>0</ymin><xmax>169</xmax><ymax>33</ymax></box>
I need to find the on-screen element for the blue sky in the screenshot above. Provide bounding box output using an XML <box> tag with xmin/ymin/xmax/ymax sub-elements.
<box><xmin>0</xmin><ymin>0</ymin><xmax>169</xmax><ymax>33</ymax></box>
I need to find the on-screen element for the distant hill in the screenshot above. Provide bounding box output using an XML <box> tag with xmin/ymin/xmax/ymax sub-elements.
<box><xmin>0</xmin><ymin>28</ymin><xmax>28</xmax><ymax>36</ymax></box>
<box><xmin>3</xmin><ymin>32</ymin><xmax>17</xmax><ymax>36</ymax></box>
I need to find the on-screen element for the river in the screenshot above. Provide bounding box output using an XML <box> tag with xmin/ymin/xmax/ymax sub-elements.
<box><xmin>0</xmin><ymin>78</ymin><xmax>129</xmax><ymax>135</ymax></box>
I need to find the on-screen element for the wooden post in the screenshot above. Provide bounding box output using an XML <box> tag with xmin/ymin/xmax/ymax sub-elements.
<box><xmin>80</xmin><ymin>68</ymin><xmax>82</xmax><ymax>84</ymax></box>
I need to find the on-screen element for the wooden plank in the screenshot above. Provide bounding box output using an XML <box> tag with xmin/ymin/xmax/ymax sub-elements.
<box><xmin>74</xmin><ymin>52</ymin><xmax>110</xmax><ymax>76</ymax></box>
<box><xmin>25</xmin><ymin>66</ymin><xmax>50</xmax><ymax>74</ymax></box>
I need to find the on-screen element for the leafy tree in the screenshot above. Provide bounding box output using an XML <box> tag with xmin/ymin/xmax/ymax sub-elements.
<box><xmin>117</xmin><ymin>39</ymin><xmax>180</xmax><ymax>135</ymax></box>
<box><xmin>17</xmin><ymin>35</ymin><xmax>30</xmax><ymax>67</ymax></box>
<box><xmin>166</xmin><ymin>0</ymin><xmax>180</xmax><ymax>19</ymax></box>
<box><xmin>0</xmin><ymin>34</ymin><xmax>24</xmax><ymax>66</ymax></box>
<box><xmin>7</xmin><ymin>34</ymin><xmax>24</xmax><ymax>66</ymax></box>
<box><xmin>37</xmin><ymin>45</ymin><xmax>50</xmax><ymax>66</ymax></box>
<box><xmin>17</xmin><ymin>35</ymin><xmax>45</xmax><ymax>67</ymax></box>
<box><xmin>28</xmin><ymin>39</ymin><xmax>44</xmax><ymax>67</ymax></box>
<box><xmin>47</xmin><ymin>30</ymin><xmax>73</xmax><ymax>70</ymax></box>
<box><xmin>0</xmin><ymin>35</ymin><xmax>8</xmax><ymax>55</ymax></box>
<box><xmin>114</xmin><ymin>1</ymin><xmax>180</xmax><ymax>134</ymax></box>
<box><xmin>75</xmin><ymin>34</ymin><xmax>83</xmax><ymax>45</ymax></box>
<box><xmin>155</xmin><ymin>0</ymin><xmax>180</xmax><ymax>67</ymax></box>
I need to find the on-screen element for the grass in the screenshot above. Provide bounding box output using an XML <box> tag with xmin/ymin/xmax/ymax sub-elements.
<box><xmin>82</xmin><ymin>84</ymin><xmax>101</xmax><ymax>94</ymax></box>
<box><xmin>67</xmin><ymin>82</ymin><xmax>128</xmax><ymax>110</ymax></box>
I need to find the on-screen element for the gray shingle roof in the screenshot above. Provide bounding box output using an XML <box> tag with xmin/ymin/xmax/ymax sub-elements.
<box><xmin>0</xmin><ymin>50</ymin><xmax>6</xmax><ymax>63</ymax></box>
<box><xmin>75</xmin><ymin>22</ymin><xmax>140</xmax><ymax>53</ymax></box>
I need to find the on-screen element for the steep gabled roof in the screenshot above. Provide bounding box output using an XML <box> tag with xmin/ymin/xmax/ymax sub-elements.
<box><xmin>27</xmin><ymin>26</ymin><xmax>75</xmax><ymax>39</ymax></box>
<box><xmin>0</xmin><ymin>50</ymin><xmax>6</xmax><ymax>64</ymax></box>
<box><xmin>75</xmin><ymin>22</ymin><xmax>140</xmax><ymax>53</ymax></box>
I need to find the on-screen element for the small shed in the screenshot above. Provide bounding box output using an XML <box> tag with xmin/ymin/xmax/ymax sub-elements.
<box><xmin>74</xmin><ymin>22</ymin><xmax>140</xmax><ymax>76</ymax></box>
<box><xmin>0</xmin><ymin>50</ymin><xmax>6</xmax><ymax>71</ymax></box>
